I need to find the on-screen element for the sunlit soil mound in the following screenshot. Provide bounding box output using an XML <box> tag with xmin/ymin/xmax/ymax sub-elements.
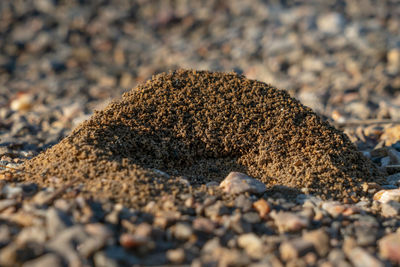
<box><xmin>20</xmin><ymin>69</ymin><xmax>384</xmax><ymax>206</ymax></box>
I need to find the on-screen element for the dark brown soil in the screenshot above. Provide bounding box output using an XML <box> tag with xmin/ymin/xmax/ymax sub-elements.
<box><xmin>19</xmin><ymin>70</ymin><xmax>384</xmax><ymax>206</ymax></box>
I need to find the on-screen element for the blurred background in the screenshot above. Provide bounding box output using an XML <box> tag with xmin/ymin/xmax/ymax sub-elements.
<box><xmin>1</xmin><ymin>0</ymin><xmax>400</xmax><ymax>154</ymax></box>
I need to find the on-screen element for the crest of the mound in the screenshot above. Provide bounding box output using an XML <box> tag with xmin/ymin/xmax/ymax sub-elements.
<box><xmin>21</xmin><ymin>69</ymin><xmax>384</xmax><ymax>206</ymax></box>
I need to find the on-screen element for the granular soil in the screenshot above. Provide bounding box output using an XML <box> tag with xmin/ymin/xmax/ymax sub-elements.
<box><xmin>19</xmin><ymin>70</ymin><xmax>384</xmax><ymax>206</ymax></box>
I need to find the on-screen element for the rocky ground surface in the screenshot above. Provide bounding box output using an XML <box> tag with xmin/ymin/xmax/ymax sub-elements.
<box><xmin>0</xmin><ymin>0</ymin><xmax>400</xmax><ymax>266</ymax></box>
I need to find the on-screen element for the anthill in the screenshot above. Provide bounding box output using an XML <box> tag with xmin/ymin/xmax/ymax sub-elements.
<box><xmin>19</xmin><ymin>69</ymin><xmax>384</xmax><ymax>206</ymax></box>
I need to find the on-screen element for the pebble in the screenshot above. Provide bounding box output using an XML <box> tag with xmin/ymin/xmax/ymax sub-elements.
<box><xmin>85</xmin><ymin>223</ymin><xmax>113</xmax><ymax>240</ymax></box>
<box><xmin>0</xmin><ymin>199</ymin><xmax>17</xmax><ymax>212</ymax></box>
<box><xmin>317</xmin><ymin>12</ymin><xmax>345</xmax><ymax>34</ymax></box>
<box><xmin>302</xmin><ymin>229</ymin><xmax>330</xmax><ymax>257</ymax></box>
<box><xmin>373</xmin><ymin>189</ymin><xmax>400</xmax><ymax>203</ymax></box>
<box><xmin>386</xmin><ymin>173</ymin><xmax>400</xmax><ymax>186</ymax></box>
<box><xmin>347</xmin><ymin>247</ymin><xmax>384</xmax><ymax>267</ymax></box>
<box><xmin>119</xmin><ymin>233</ymin><xmax>151</xmax><ymax>250</ymax></box>
<box><xmin>46</xmin><ymin>226</ymin><xmax>89</xmax><ymax>266</ymax></box>
<box><xmin>172</xmin><ymin>223</ymin><xmax>193</xmax><ymax>240</ymax></box>
<box><xmin>78</xmin><ymin>237</ymin><xmax>107</xmax><ymax>258</ymax></box>
<box><xmin>204</xmin><ymin>201</ymin><xmax>230</xmax><ymax>219</ymax></box>
<box><xmin>219</xmin><ymin>172</ymin><xmax>266</xmax><ymax>195</ymax></box>
<box><xmin>252</xmin><ymin>198</ymin><xmax>271</xmax><ymax>219</ymax></box>
<box><xmin>15</xmin><ymin>227</ymin><xmax>46</xmax><ymax>246</ymax></box>
<box><xmin>322</xmin><ymin>201</ymin><xmax>359</xmax><ymax>218</ymax></box>
<box><xmin>22</xmin><ymin>253</ymin><xmax>63</xmax><ymax>267</ymax></box>
<box><xmin>237</xmin><ymin>233</ymin><xmax>264</xmax><ymax>259</ymax></box>
<box><xmin>0</xmin><ymin>0</ymin><xmax>399</xmax><ymax>266</ymax></box>
<box><xmin>270</xmin><ymin>211</ymin><xmax>309</xmax><ymax>233</ymax></box>
<box><xmin>279</xmin><ymin>238</ymin><xmax>314</xmax><ymax>261</ymax></box>
<box><xmin>378</xmin><ymin>232</ymin><xmax>400</xmax><ymax>264</ymax></box>
<box><xmin>166</xmin><ymin>248</ymin><xmax>185</xmax><ymax>264</ymax></box>
<box><xmin>93</xmin><ymin>246</ymin><xmax>139</xmax><ymax>267</ymax></box>
<box><xmin>2</xmin><ymin>185</ymin><xmax>23</xmax><ymax>199</ymax></box>
<box><xmin>192</xmin><ymin>217</ymin><xmax>215</xmax><ymax>234</ymax></box>
<box><xmin>10</xmin><ymin>93</ymin><xmax>34</xmax><ymax>112</ymax></box>
<box><xmin>0</xmin><ymin>226</ymin><xmax>11</xmax><ymax>247</ymax></box>
<box><xmin>235</xmin><ymin>194</ymin><xmax>253</xmax><ymax>212</ymax></box>
<box><xmin>46</xmin><ymin>208</ymin><xmax>73</xmax><ymax>238</ymax></box>
<box><xmin>380</xmin><ymin>201</ymin><xmax>400</xmax><ymax>217</ymax></box>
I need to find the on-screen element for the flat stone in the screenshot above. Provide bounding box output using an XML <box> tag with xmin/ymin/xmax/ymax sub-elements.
<box><xmin>219</xmin><ymin>172</ymin><xmax>266</xmax><ymax>195</ymax></box>
<box><xmin>348</xmin><ymin>247</ymin><xmax>384</xmax><ymax>267</ymax></box>
<box><xmin>279</xmin><ymin>238</ymin><xmax>314</xmax><ymax>261</ymax></box>
<box><xmin>378</xmin><ymin>232</ymin><xmax>400</xmax><ymax>264</ymax></box>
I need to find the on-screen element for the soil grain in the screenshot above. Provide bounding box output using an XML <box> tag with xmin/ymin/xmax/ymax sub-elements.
<box><xmin>20</xmin><ymin>70</ymin><xmax>384</xmax><ymax>206</ymax></box>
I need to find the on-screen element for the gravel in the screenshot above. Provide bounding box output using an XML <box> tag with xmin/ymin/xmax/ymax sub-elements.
<box><xmin>0</xmin><ymin>0</ymin><xmax>400</xmax><ymax>266</ymax></box>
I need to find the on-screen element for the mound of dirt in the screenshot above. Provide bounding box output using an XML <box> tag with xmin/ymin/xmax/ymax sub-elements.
<box><xmin>19</xmin><ymin>70</ymin><xmax>384</xmax><ymax>206</ymax></box>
